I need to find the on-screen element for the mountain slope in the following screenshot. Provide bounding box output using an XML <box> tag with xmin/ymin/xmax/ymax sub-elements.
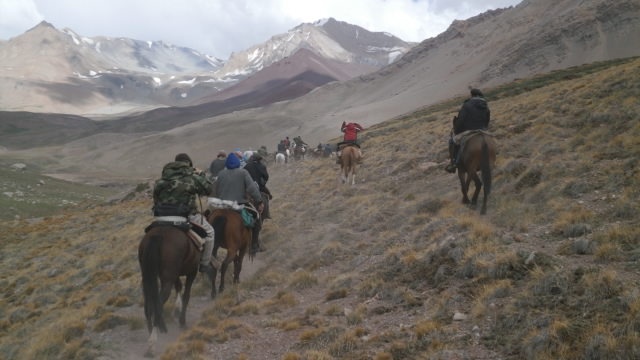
<box><xmin>215</xmin><ymin>17</ymin><xmax>412</xmax><ymax>80</ymax></box>
<box><xmin>0</xmin><ymin>19</ymin><xmax>411</xmax><ymax>115</ymax></box>
<box><xmin>1</xmin><ymin>56</ymin><xmax>638</xmax><ymax>359</ymax></box>
<box><xmin>193</xmin><ymin>48</ymin><xmax>377</xmax><ymax>104</ymax></box>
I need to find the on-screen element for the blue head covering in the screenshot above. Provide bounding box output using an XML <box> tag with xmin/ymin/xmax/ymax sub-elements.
<box><xmin>225</xmin><ymin>152</ymin><xmax>241</xmax><ymax>169</ymax></box>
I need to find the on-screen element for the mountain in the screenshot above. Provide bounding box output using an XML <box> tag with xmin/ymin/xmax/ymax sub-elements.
<box><xmin>214</xmin><ymin>18</ymin><xmax>413</xmax><ymax>82</ymax></box>
<box><xmin>0</xmin><ymin>19</ymin><xmax>413</xmax><ymax>115</ymax></box>
<box><xmin>1</xmin><ymin>0</ymin><xmax>639</xmax><ymax>183</ymax></box>
<box><xmin>195</xmin><ymin>48</ymin><xmax>378</xmax><ymax>104</ymax></box>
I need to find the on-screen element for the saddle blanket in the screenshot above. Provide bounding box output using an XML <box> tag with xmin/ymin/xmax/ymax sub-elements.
<box><xmin>207</xmin><ymin>197</ymin><xmax>244</xmax><ymax>210</ymax></box>
<box><xmin>145</xmin><ymin>216</ymin><xmax>204</xmax><ymax>250</ymax></box>
<box><xmin>453</xmin><ymin>129</ymin><xmax>494</xmax><ymax>145</ymax></box>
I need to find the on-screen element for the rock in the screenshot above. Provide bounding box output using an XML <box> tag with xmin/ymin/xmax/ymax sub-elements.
<box><xmin>10</xmin><ymin>163</ymin><xmax>27</xmax><ymax>171</ymax></box>
<box><xmin>453</xmin><ymin>312</ymin><xmax>468</xmax><ymax>321</ymax></box>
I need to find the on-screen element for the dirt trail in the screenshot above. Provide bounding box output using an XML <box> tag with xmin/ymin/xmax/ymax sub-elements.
<box><xmin>95</xmin><ymin>256</ymin><xmax>265</xmax><ymax>360</ymax></box>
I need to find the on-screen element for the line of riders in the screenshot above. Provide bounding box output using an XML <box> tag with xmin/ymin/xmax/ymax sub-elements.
<box><xmin>148</xmin><ymin>86</ymin><xmax>490</xmax><ymax>278</ymax></box>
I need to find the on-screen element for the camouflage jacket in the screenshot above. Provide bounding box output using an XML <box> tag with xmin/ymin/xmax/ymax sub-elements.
<box><xmin>153</xmin><ymin>161</ymin><xmax>212</xmax><ymax>215</ymax></box>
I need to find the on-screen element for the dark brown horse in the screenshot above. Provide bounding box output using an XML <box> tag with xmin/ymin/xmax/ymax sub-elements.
<box><xmin>138</xmin><ymin>225</ymin><xmax>204</xmax><ymax>357</ymax></box>
<box><xmin>205</xmin><ymin>208</ymin><xmax>253</xmax><ymax>298</ymax></box>
<box><xmin>293</xmin><ymin>144</ymin><xmax>307</xmax><ymax>161</ymax></box>
<box><xmin>339</xmin><ymin>145</ymin><xmax>361</xmax><ymax>185</ymax></box>
<box><xmin>456</xmin><ymin>132</ymin><xmax>496</xmax><ymax>214</ymax></box>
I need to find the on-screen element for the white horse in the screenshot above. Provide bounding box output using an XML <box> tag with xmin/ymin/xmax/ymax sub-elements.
<box><xmin>275</xmin><ymin>153</ymin><xmax>286</xmax><ymax>165</ymax></box>
<box><xmin>243</xmin><ymin>150</ymin><xmax>255</xmax><ymax>162</ymax></box>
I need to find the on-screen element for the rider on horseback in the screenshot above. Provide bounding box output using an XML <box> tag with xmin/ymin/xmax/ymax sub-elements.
<box><xmin>244</xmin><ymin>153</ymin><xmax>273</xmax><ymax>221</ymax></box>
<box><xmin>153</xmin><ymin>153</ymin><xmax>215</xmax><ymax>275</ymax></box>
<box><xmin>336</xmin><ymin>121</ymin><xmax>364</xmax><ymax>164</ymax></box>
<box><xmin>445</xmin><ymin>88</ymin><xmax>491</xmax><ymax>173</ymax></box>
<box><xmin>208</xmin><ymin>151</ymin><xmax>227</xmax><ymax>181</ymax></box>
<box><xmin>215</xmin><ymin>152</ymin><xmax>265</xmax><ymax>255</ymax></box>
<box><xmin>293</xmin><ymin>135</ymin><xmax>308</xmax><ymax>149</ymax></box>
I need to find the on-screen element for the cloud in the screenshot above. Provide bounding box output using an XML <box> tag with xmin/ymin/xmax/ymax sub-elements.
<box><xmin>0</xmin><ymin>0</ymin><xmax>521</xmax><ymax>59</ymax></box>
<box><xmin>0</xmin><ymin>0</ymin><xmax>43</xmax><ymax>37</ymax></box>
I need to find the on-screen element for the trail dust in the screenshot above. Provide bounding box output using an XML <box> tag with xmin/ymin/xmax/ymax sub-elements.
<box><xmin>92</xmin><ymin>254</ymin><xmax>266</xmax><ymax>360</ymax></box>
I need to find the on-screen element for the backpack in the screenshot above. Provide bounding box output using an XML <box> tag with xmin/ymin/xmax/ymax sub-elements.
<box><xmin>153</xmin><ymin>175</ymin><xmax>192</xmax><ymax>217</ymax></box>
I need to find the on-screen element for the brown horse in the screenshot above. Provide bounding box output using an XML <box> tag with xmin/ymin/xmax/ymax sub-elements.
<box><xmin>339</xmin><ymin>145</ymin><xmax>361</xmax><ymax>185</ymax></box>
<box><xmin>293</xmin><ymin>144</ymin><xmax>307</xmax><ymax>161</ymax></box>
<box><xmin>138</xmin><ymin>225</ymin><xmax>204</xmax><ymax>357</ymax></box>
<box><xmin>456</xmin><ymin>132</ymin><xmax>496</xmax><ymax>214</ymax></box>
<box><xmin>205</xmin><ymin>208</ymin><xmax>253</xmax><ymax>298</ymax></box>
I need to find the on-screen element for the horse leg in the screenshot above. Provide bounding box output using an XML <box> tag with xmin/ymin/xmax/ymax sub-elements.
<box><xmin>470</xmin><ymin>172</ymin><xmax>482</xmax><ymax>206</ymax></box>
<box><xmin>458</xmin><ymin>170</ymin><xmax>471</xmax><ymax>204</ymax></box>
<box><xmin>210</xmin><ymin>245</ymin><xmax>220</xmax><ymax>299</ymax></box>
<box><xmin>156</xmin><ymin>280</ymin><xmax>173</xmax><ymax>332</ymax></box>
<box><xmin>219</xmin><ymin>256</ymin><xmax>232</xmax><ymax>293</ymax></box>
<box><xmin>179</xmin><ymin>273</ymin><xmax>196</xmax><ymax>328</ymax></box>
<box><xmin>233</xmin><ymin>250</ymin><xmax>245</xmax><ymax>284</ymax></box>
<box><xmin>145</xmin><ymin>327</ymin><xmax>158</xmax><ymax>357</ymax></box>
<box><xmin>173</xmin><ymin>278</ymin><xmax>183</xmax><ymax>320</ymax></box>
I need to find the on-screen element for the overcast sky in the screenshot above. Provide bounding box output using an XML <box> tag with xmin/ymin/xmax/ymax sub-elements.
<box><xmin>0</xmin><ymin>0</ymin><xmax>522</xmax><ymax>59</ymax></box>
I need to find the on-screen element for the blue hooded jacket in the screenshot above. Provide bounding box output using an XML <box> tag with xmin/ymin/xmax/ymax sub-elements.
<box><xmin>225</xmin><ymin>152</ymin><xmax>241</xmax><ymax>169</ymax></box>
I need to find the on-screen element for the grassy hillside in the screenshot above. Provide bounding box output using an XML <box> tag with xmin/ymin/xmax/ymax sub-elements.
<box><xmin>0</xmin><ymin>57</ymin><xmax>638</xmax><ymax>359</ymax></box>
<box><xmin>0</xmin><ymin>164</ymin><xmax>119</xmax><ymax>221</ymax></box>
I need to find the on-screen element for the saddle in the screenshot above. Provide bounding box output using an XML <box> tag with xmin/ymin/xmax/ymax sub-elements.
<box><xmin>207</xmin><ymin>197</ymin><xmax>259</xmax><ymax>228</ymax></box>
<box><xmin>144</xmin><ymin>216</ymin><xmax>206</xmax><ymax>251</ymax></box>
<box><xmin>452</xmin><ymin>129</ymin><xmax>493</xmax><ymax>145</ymax></box>
<box><xmin>338</xmin><ymin>142</ymin><xmax>360</xmax><ymax>150</ymax></box>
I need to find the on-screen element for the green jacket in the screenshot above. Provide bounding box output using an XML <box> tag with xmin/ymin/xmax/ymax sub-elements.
<box><xmin>153</xmin><ymin>161</ymin><xmax>212</xmax><ymax>215</ymax></box>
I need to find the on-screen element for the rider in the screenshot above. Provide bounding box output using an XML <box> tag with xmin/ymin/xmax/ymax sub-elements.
<box><xmin>244</xmin><ymin>153</ymin><xmax>273</xmax><ymax>222</ymax></box>
<box><xmin>336</xmin><ymin>121</ymin><xmax>364</xmax><ymax>163</ymax></box>
<box><xmin>293</xmin><ymin>135</ymin><xmax>308</xmax><ymax>149</ymax></box>
<box><xmin>215</xmin><ymin>152</ymin><xmax>265</xmax><ymax>255</ymax></box>
<box><xmin>445</xmin><ymin>88</ymin><xmax>491</xmax><ymax>173</ymax></box>
<box><xmin>257</xmin><ymin>145</ymin><xmax>268</xmax><ymax>159</ymax></box>
<box><xmin>208</xmin><ymin>151</ymin><xmax>227</xmax><ymax>181</ymax></box>
<box><xmin>277</xmin><ymin>140</ymin><xmax>288</xmax><ymax>163</ymax></box>
<box><xmin>153</xmin><ymin>153</ymin><xmax>215</xmax><ymax>275</ymax></box>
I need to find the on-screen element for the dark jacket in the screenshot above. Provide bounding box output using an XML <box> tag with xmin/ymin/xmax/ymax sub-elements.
<box><xmin>453</xmin><ymin>97</ymin><xmax>490</xmax><ymax>134</ymax></box>
<box><xmin>244</xmin><ymin>159</ymin><xmax>269</xmax><ymax>192</ymax></box>
<box><xmin>209</xmin><ymin>158</ymin><xmax>226</xmax><ymax>178</ymax></box>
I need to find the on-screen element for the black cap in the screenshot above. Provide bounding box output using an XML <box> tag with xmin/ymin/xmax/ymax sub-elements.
<box><xmin>175</xmin><ymin>153</ymin><xmax>193</xmax><ymax>166</ymax></box>
<box><xmin>470</xmin><ymin>88</ymin><xmax>484</xmax><ymax>97</ymax></box>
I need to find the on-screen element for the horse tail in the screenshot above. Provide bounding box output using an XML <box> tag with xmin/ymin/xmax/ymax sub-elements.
<box><xmin>142</xmin><ymin>234</ymin><xmax>168</xmax><ymax>333</ymax></box>
<box><xmin>481</xmin><ymin>136</ymin><xmax>492</xmax><ymax>198</ymax></box>
<box><xmin>212</xmin><ymin>215</ymin><xmax>226</xmax><ymax>246</ymax></box>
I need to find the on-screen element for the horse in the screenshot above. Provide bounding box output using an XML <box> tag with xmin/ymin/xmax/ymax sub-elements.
<box><xmin>275</xmin><ymin>152</ymin><xmax>286</xmax><ymax>165</ymax></box>
<box><xmin>455</xmin><ymin>131</ymin><xmax>496</xmax><ymax>214</ymax></box>
<box><xmin>205</xmin><ymin>208</ymin><xmax>253</xmax><ymax>298</ymax></box>
<box><xmin>138</xmin><ymin>224</ymin><xmax>205</xmax><ymax>357</ymax></box>
<box><xmin>339</xmin><ymin>145</ymin><xmax>361</xmax><ymax>185</ymax></box>
<box><xmin>243</xmin><ymin>150</ymin><xmax>255</xmax><ymax>162</ymax></box>
<box><xmin>293</xmin><ymin>145</ymin><xmax>306</xmax><ymax>161</ymax></box>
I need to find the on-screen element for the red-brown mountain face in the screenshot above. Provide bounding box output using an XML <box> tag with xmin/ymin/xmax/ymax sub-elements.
<box><xmin>193</xmin><ymin>48</ymin><xmax>377</xmax><ymax>105</ymax></box>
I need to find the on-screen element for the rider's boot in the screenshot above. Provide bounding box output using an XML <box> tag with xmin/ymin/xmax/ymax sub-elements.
<box><xmin>199</xmin><ymin>234</ymin><xmax>214</xmax><ymax>274</ymax></box>
<box><xmin>445</xmin><ymin>143</ymin><xmax>458</xmax><ymax>173</ymax></box>
<box><xmin>250</xmin><ymin>220</ymin><xmax>264</xmax><ymax>255</ymax></box>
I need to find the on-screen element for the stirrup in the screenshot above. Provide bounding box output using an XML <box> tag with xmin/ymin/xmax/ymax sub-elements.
<box><xmin>445</xmin><ymin>163</ymin><xmax>457</xmax><ymax>173</ymax></box>
<box><xmin>199</xmin><ymin>263</ymin><xmax>213</xmax><ymax>273</ymax></box>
